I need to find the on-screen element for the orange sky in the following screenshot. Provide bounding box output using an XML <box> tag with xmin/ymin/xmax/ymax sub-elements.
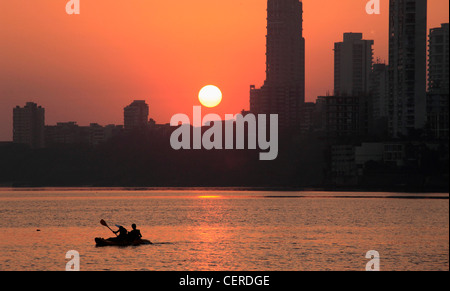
<box><xmin>0</xmin><ymin>0</ymin><xmax>448</xmax><ymax>141</ymax></box>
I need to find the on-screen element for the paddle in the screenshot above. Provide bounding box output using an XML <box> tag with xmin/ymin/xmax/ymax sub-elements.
<box><xmin>100</xmin><ymin>219</ymin><xmax>118</xmax><ymax>237</ymax></box>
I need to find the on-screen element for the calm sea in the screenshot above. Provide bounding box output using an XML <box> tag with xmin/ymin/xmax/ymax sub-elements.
<box><xmin>0</xmin><ymin>189</ymin><xmax>448</xmax><ymax>271</ymax></box>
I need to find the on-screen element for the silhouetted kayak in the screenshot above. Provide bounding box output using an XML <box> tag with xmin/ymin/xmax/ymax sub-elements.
<box><xmin>95</xmin><ymin>237</ymin><xmax>153</xmax><ymax>247</ymax></box>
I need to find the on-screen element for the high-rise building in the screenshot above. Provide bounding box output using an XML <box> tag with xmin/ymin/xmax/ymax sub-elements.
<box><xmin>124</xmin><ymin>100</ymin><xmax>149</xmax><ymax>130</ymax></box>
<box><xmin>427</xmin><ymin>23</ymin><xmax>449</xmax><ymax>139</ymax></box>
<box><xmin>250</xmin><ymin>0</ymin><xmax>305</xmax><ymax>129</ymax></box>
<box><xmin>13</xmin><ymin>102</ymin><xmax>45</xmax><ymax>149</ymax></box>
<box><xmin>369</xmin><ymin>63</ymin><xmax>389</xmax><ymax>138</ymax></box>
<box><xmin>388</xmin><ymin>0</ymin><xmax>428</xmax><ymax>137</ymax></box>
<box><xmin>370</xmin><ymin>63</ymin><xmax>389</xmax><ymax>120</ymax></box>
<box><xmin>428</xmin><ymin>23</ymin><xmax>449</xmax><ymax>94</ymax></box>
<box><xmin>334</xmin><ymin>33</ymin><xmax>374</xmax><ymax>96</ymax></box>
<box><xmin>322</xmin><ymin>33</ymin><xmax>373</xmax><ymax>140</ymax></box>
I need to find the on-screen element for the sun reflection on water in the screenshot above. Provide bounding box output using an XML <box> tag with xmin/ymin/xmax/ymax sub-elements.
<box><xmin>197</xmin><ymin>196</ymin><xmax>222</xmax><ymax>199</ymax></box>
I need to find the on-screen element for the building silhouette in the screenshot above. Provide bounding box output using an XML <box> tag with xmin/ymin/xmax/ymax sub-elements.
<box><xmin>428</xmin><ymin>23</ymin><xmax>449</xmax><ymax>94</ymax></box>
<box><xmin>250</xmin><ymin>0</ymin><xmax>305</xmax><ymax>129</ymax></box>
<box><xmin>45</xmin><ymin>122</ymin><xmax>87</xmax><ymax>145</ymax></box>
<box><xmin>13</xmin><ymin>102</ymin><xmax>45</xmax><ymax>149</ymax></box>
<box><xmin>388</xmin><ymin>0</ymin><xmax>428</xmax><ymax>138</ymax></box>
<box><xmin>334</xmin><ymin>33</ymin><xmax>374</xmax><ymax>96</ymax></box>
<box><xmin>44</xmin><ymin>122</ymin><xmax>123</xmax><ymax>146</ymax></box>
<box><xmin>369</xmin><ymin>62</ymin><xmax>389</xmax><ymax>138</ymax></box>
<box><xmin>319</xmin><ymin>33</ymin><xmax>374</xmax><ymax>140</ymax></box>
<box><xmin>321</xmin><ymin>95</ymin><xmax>367</xmax><ymax>139</ymax></box>
<box><xmin>427</xmin><ymin>23</ymin><xmax>449</xmax><ymax>139</ymax></box>
<box><xmin>124</xmin><ymin>100</ymin><xmax>150</xmax><ymax>130</ymax></box>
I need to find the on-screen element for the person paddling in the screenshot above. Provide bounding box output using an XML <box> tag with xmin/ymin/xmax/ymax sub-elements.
<box><xmin>112</xmin><ymin>225</ymin><xmax>128</xmax><ymax>242</ymax></box>
<box><xmin>127</xmin><ymin>224</ymin><xmax>142</xmax><ymax>241</ymax></box>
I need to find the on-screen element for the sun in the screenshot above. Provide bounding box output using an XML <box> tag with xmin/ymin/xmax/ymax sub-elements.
<box><xmin>198</xmin><ymin>85</ymin><xmax>222</xmax><ymax>108</ymax></box>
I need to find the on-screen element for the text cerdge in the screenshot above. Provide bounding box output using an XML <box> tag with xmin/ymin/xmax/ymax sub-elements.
<box><xmin>179</xmin><ymin>275</ymin><xmax>270</xmax><ymax>288</ymax></box>
<box><xmin>170</xmin><ymin>106</ymin><xmax>279</xmax><ymax>161</ymax></box>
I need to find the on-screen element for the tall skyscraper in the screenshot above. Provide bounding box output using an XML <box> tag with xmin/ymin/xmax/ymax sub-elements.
<box><xmin>334</xmin><ymin>33</ymin><xmax>374</xmax><ymax>96</ymax></box>
<box><xmin>13</xmin><ymin>102</ymin><xmax>45</xmax><ymax>149</ymax></box>
<box><xmin>388</xmin><ymin>0</ymin><xmax>428</xmax><ymax>138</ymax></box>
<box><xmin>124</xmin><ymin>100</ymin><xmax>149</xmax><ymax>130</ymax></box>
<box><xmin>370</xmin><ymin>63</ymin><xmax>389</xmax><ymax>120</ymax></box>
<box><xmin>427</xmin><ymin>23</ymin><xmax>449</xmax><ymax>139</ymax></box>
<box><xmin>428</xmin><ymin>23</ymin><xmax>449</xmax><ymax>94</ymax></box>
<box><xmin>250</xmin><ymin>0</ymin><xmax>305</xmax><ymax>129</ymax></box>
<box><xmin>369</xmin><ymin>62</ymin><xmax>390</xmax><ymax>137</ymax></box>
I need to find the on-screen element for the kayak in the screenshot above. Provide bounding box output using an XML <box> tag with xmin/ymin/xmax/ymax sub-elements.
<box><xmin>95</xmin><ymin>237</ymin><xmax>153</xmax><ymax>247</ymax></box>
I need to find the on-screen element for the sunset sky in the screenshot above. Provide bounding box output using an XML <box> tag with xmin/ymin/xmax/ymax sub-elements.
<box><xmin>0</xmin><ymin>0</ymin><xmax>448</xmax><ymax>141</ymax></box>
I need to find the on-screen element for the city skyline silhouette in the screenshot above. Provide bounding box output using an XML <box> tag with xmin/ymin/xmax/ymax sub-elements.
<box><xmin>1</xmin><ymin>0</ymin><xmax>448</xmax><ymax>192</ymax></box>
<box><xmin>0</xmin><ymin>0</ymin><xmax>448</xmax><ymax>141</ymax></box>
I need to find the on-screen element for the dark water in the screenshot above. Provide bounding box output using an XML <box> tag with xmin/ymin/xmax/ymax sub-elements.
<box><xmin>0</xmin><ymin>189</ymin><xmax>448</xmax><ymax>271</ymax></box>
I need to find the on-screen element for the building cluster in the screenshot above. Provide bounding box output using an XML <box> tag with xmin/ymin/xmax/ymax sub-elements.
<box><xmin>12</xmin><ymin>100</ymin><xmax>167</xmax><ymax>149</ymax></box>
<box><xmin>248</xmin><ymin>0</ymin><xmax>448</xmax><ymax>185</ymax></box>
<box><xmin>249</xmin><ymin>1</ymin><xmax>448</xmax><ymax>139</ymax></box>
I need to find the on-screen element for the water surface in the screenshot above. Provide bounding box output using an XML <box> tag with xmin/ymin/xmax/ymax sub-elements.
<box><xmin>0</xmin><ymin>189</ymin><xmax>448</xmax><ymax>271</ymax></box>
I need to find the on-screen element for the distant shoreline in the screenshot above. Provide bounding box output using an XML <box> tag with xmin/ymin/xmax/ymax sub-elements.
<box><xmin>0</xmin><ymin>185</ymin><xmax>448</xmax><ymax>194</ymax></box>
